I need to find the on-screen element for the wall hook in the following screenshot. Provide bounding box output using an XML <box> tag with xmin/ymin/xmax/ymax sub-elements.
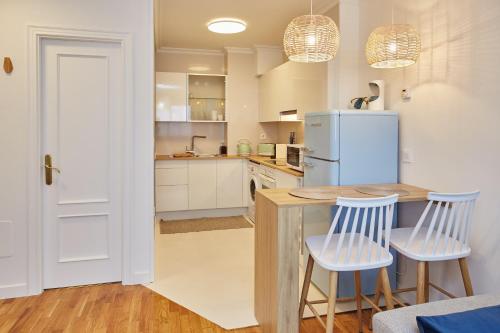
<box><xmin>3</xmin><ymin>57</ymin><xmax>13</xmax><ymax>74</ymax></box>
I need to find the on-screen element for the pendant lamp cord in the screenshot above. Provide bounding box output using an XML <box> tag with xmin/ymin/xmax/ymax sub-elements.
<box><xmin>391</xmin><ymin>0</ymin><xmax>394</xmax><ymax>24</ymax></box>
<box><xmin>310</xmin><ymin>0</ymin><xmax>313</xmax><ymax>16</ymax></box>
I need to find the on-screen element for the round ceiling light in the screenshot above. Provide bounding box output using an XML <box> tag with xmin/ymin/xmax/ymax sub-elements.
<box><xmin>207</xmin><ymin>18</ymin><xmax>247</xmax><ymax>34</ymax></box>
<box><xmin>366</xmin><ymin>24</ymin><xmax>421</xmax><ymax>69</ymax></box>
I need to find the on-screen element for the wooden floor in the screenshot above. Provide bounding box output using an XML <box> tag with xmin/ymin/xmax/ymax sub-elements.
<box><xmin>0</xmin><ymin>283</ymin><xmax>373</xmax><ymax>333</ymax></box>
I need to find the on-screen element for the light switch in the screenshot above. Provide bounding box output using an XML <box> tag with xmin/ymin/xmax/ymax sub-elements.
<box><xmin>401</xmin><ymin>148</ymin><xmax>414</xmax><ymax>163</ymax></box>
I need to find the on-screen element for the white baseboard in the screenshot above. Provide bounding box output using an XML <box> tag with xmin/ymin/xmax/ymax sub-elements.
<box><xmin>157</xmin><ymin>207</ymin><xmax>247</xmax><ymax>221</ymax></box>
<box><xmin>123</xmin><ymin>271</ymin><xmax>152</xmax><ymax>285</ymax></box>
<box><xmin>0</xmin><ymin>283</ymin><xmax>28</xmax><ymax>299</ymax></box>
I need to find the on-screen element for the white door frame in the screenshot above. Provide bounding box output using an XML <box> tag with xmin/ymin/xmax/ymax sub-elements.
<box><xmin>27</xmin><ymin>26</ymin><xmax>134</xmax><ymax>295</ymax></box>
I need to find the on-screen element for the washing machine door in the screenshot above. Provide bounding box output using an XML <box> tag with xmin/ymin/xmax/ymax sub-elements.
<box><xmin>249</xmin><ymin>175</ymin><xmax>260</xmax><ymax>205</ymax></box>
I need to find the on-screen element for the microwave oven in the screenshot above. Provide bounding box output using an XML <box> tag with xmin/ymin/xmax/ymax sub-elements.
<box><xmin>286</xmin><ymin>144</ymin><xmax>304</xmax><ymax>172</ymax></box>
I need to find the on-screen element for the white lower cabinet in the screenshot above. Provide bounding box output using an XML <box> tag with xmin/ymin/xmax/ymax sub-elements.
<box><xmin>155</xmin><ymin>159</ymin><xmax>244</xmax><ymax>212</ymax></box>
<box><xmin>216</xmin><ymin>159</ymin><xmax>243</xmax><ymax>208</ymax></box>
<box><xmin>188</xmin><ymin>160</ymin><xmax>217</xmax><ymax>210</ymax></box>
<box><xmin>156</xmin><ymin>185</ymin><xmax>188</xmax><ymax>211</ymax></box>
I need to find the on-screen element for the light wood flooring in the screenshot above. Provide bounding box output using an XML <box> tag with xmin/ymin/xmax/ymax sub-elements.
<box><xmin>0</xmin><ymin>283</ymin><xmax>373</xmax><ymax>332</ymax></box>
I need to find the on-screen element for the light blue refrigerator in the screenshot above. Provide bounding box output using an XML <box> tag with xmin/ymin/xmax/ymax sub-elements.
<box><xmin>303</xmin><ymin>110</ymin><xmax>398</xmax><ymax>297</ymax></box>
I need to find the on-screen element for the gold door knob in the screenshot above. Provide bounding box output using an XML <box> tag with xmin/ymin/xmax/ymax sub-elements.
<box><xmin>44</xmin><ymin>154</ymin><xmax>61</xmax><ymax>185</ymax></box>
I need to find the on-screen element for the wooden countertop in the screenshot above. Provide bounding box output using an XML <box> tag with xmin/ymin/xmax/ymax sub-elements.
<box><xmin>257</xmin><ymin>183</ymin><xmax>430</xmax><ymax>207</ymax></box>
<box><xmin>155</xmin><ymin>154</ymin><xmax>244</xmax><ymax>161</ymax></box>
<box><xmin>155</xmin><ymin>154</ymin><xmax>304</xmax><ymax>177</ymax></box>
<box><xmin>248</xmin><ymin>156</ymin><xmax>304</xmax><ymax>177</ymax></box>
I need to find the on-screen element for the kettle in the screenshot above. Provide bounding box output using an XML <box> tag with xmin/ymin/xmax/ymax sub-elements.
<box><xmin>237</xmin><ymin>139</ymin><xmax>251</xmax><ymax>156</ymax></box>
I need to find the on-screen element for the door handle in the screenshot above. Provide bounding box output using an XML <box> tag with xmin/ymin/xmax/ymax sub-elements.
<box><xmin>44</xmin><ymin>154</ymin><xmax>61</xmax><ymax>185</ymax></box>
<box><xmin>302</xmin><ymin>161</ymin><xmax>314</xmax><ymax>168</ymax></box>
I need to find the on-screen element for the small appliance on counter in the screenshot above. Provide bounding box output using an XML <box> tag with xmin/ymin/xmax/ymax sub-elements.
<box><xmin>237</xmin><ymin>139</ymin><xmax>251</xmax><ymax>156</ymax></box>
<box><xmin>275</xmin><ymin>143</ymin><xmax>287</xmax><ymax>164</ymax></box>
<box><xmin>257</xmin><ymin>143</ymin><xmax>275</xmax><ymax>157</ymax></box>
<box><xmin>286</xmin><ymin>144</ymin><xmax>304</xmax><ymax>172</ymax></box>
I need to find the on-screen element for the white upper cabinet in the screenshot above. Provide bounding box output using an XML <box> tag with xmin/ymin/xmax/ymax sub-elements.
<box><xmin>216</xmin><ymin>159</ymin><xmax>243</xmax><ymax>208</ymax></box>
<box><xmin>188</xmin><ymin>160</ymin><xmax>217</xmax><ymax>210</ymax></box>
<box><xmin>156</xmin><ymin>72</ymin><xmax>188</xmax><ymax>122</ymax></box>
<box><xmin>258</xmin><ymin>61</ymin><xmax>327</xmax><ymax>122</ymax></box>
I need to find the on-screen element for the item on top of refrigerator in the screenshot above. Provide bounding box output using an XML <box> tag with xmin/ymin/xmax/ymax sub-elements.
<box><xmin>368</xmin><ymin>80</ymin><xmax>385</xmax><ymax>110</ymax></box>
<box><xmin>219</xmin><ymin>143</ymin><xmax>227</xmax><ymax>155</ymax></box>
<box><xmin>289</xmin><ymin>131</ymin><xmax>296</xmax><ymax>144</ymax></box>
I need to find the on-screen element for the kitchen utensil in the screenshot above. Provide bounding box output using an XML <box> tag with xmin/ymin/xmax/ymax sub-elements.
<box><xmin>237</xmin><ymin>139</ymin><xmax>251</xmax><ymax>156</ymax></box>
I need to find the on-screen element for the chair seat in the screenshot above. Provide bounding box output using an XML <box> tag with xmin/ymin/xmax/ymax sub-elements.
<box><xmin>305</xmin><ymin>233</ymin><xmax>393</xmax><ymax>272</ymax></box>
<box><xmin>389</xmin><ymin>227</ymin><xmax>471</xmax><ymax>262</ymax></box>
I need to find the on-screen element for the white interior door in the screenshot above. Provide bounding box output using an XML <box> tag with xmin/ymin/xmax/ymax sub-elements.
<box><xmin>41</xmin><ymin>38</ymin><xmax>124</xmax><ymax>289</ymax></box>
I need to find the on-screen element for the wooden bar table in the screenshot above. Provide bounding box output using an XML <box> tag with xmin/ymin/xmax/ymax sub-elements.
<box><xmin>254</xmin><ymin>183</ymin><xmax>430</xmax><ymax>333</ymax></box>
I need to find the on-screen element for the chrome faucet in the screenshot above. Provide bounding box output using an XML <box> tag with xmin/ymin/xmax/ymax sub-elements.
<box><xmin>187</xmin><ymin>135</ymin><xmax>206</xmax><ymax>154</ymax></box>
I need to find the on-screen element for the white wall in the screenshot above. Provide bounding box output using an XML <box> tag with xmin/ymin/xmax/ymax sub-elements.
<box><xmin>225</xmin><ymin>50</ymin><xmax>278</xmax><ymax>155</ymax></box>
<box><xmin>156</xmin><ymin>49</ymin><xmax>226</xmax><ymax>74</ymax></box>
<box><xmin>0</xmin><ymin>0</ymin><xmax>154</xmax><ymax>298</ymax></box>
<box><xmin>355</xmin><ymin>0</ymin><xmax>500</xmax><ymax>298</ymax></box>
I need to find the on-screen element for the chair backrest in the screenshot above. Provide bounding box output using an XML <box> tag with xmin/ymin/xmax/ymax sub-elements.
<box><xmin>320</xmin><ymin>194</ymin><xmax>399</xmax><ymax>265</ymax></box>
<box><xmin>405</xmin><ymin>191</ymin><xmax>480</xmax><ymax>256</ymax></box>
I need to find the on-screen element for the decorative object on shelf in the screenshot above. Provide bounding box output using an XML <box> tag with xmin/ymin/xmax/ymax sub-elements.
<box><xmin>237</xmin><ymin>139</ymin><xmax>251</xmax><ymax>156</ymax></box>
<box><xmin>3</xmin><ymin>57</ymin><xmax>13</xmax><ymax>74</ymax></box>
<box><xmin>365</xmin><ymin>3</ymin><xmax>421</xmax><ymax>69</ymax></box>
<box><xmin>283</xmin><ymin>0</ymin><xmax>340</xmax><ymax>63</ymax></box>
<box><xmin>368</xmin><ymin>80</ymin><xmax>385</xmax><ymax>110</ymax></box>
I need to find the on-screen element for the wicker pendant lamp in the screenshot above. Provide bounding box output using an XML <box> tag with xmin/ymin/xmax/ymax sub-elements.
<box><xmin>366</xmin><ymin>4</ymin><xmax>421</xmax><ymax>69</ymax></box>
<box><xmin>283</xmin><ymin>0</ymin><xmax>340</xmax><ymax>63</ymax></box>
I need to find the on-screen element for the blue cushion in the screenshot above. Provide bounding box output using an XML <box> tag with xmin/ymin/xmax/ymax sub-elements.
<box><xmin>417</xmin><ymin>305</ymin><xmax>500</xmax><ymax>333</ymax></box>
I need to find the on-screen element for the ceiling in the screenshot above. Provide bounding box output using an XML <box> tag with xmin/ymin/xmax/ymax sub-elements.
<box><xmin>155</xmin><ymin>0</ymin><xmax>337</xmax><ymax>50</ymax></box>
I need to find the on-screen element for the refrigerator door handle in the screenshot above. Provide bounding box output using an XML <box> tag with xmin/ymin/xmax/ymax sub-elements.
<box><xmin>302</xmin><ymin>161</ymin><xmax>314</xmax><ymax>168</ymax></box>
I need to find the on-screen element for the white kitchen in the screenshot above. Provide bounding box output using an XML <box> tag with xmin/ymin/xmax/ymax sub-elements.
<box><xmin>2</xmin><ymin>0</ymin><xmax>500</xmax><ymax>332</ymax></box>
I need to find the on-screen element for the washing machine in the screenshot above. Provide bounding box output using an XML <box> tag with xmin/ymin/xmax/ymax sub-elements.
<box><xmin>247</xmin><ymin>161</ymin><xmax>260</xmax><ymax>222</ymax></box>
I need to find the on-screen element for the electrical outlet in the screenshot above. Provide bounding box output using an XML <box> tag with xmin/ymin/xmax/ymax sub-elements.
<box><xmin>259</xmin><ymin>132</ymin><xmax>267</xmax><ymax>140</ymax></box>
<box><xmin>401</xmin><ymin>148</ymin><xmax>414</xmax><ymax>163</ymax></box>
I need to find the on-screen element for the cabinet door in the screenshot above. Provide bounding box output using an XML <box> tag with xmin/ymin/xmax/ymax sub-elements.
<box><xmin>258</xmin><ymin>70</ymin><xmax>280</xmax><ymax>122</ymax></box>
<box><xmin>156</xmin><ymin>185</ymin><xmax>188</xmax><ymax>212</ymax></box>
<box><xmin>156</xmin><ymin>72</ymin><xmax>187</xmax><ymax>122</ymax></box>
<box><xmin>216</xmin><ymin>159</ymin><xmax>243</xmax><ymax>208</ymax></box>
<box><xmin>188</xmin><ymin>160</ymin><xmax>217</xmax><ymax>210</ymax></box>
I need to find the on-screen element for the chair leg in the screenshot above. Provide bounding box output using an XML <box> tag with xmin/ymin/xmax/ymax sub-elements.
<box><xmin>369</xmin><ymin>270</ymin><xmax>382</xmax><ymax>330</ymax></box>
<box><xmin>326</xmin><ymin>271</ymin><xmax>338</xmax><ymax>333</ymax></box>
<box><xmin>354</xmin><ymin>271</ymin><xmax>363</xmax><ymax>333</ymax></box>
<box><xmin>458</xmin><ymin>258</ymin><xmax>474</xmax><ymax>296</ymax></box>
<box><xmin>299</xmin><ymin>254</ymin><xmax>314</xmax><ymax>321</ymax></box>
<box><xmin>416</xmin><ymin>261</ymin><xmax>426</xmax><ymax>304</ymax></box>
<box><xmin>424</xmin><ymin>262</ymin><xmax>430</xmax><ymax>302</ymax></box>
<box><xmin>380</xmin><ymin>267</ymin><xmax>394</xmax><ymax>310</ymax></box>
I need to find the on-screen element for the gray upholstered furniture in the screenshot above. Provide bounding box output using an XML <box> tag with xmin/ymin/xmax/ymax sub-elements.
<box><xmin>372</xmin><ymin>294</ymin><xmax>500</xmax><ymax>333</ymax></box>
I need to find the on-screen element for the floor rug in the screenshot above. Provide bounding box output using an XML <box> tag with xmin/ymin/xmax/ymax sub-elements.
<box><xmin>160</xmin><ymin>215</ymin><xmax>253</xmax><ymax>234</ymax></box>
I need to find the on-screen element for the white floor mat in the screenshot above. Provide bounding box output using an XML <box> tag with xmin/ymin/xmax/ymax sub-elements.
<box><xmin>145</xmin><ymin>223</ymin><xmax>349</xmax><ymax>330</ymax></box>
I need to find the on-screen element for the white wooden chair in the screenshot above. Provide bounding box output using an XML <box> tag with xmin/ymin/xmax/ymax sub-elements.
<box><xmin>299</xmin><ymin>194</ymin><xmax>399</xmax><ymax>333</ymax></box>
<box><xmin>382</xmin><ymin>191</ymin><xmax>480</xmax><ymax>305</ymax></box>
